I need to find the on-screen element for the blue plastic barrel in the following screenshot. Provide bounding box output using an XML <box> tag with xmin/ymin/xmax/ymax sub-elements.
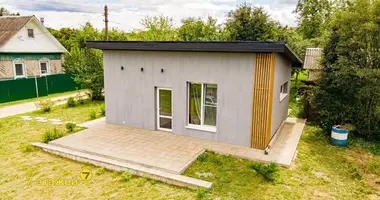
<box><xmin>330</xmin><ymin>126</ymin><xmax>349</xmax><ymax>146</ymax></box>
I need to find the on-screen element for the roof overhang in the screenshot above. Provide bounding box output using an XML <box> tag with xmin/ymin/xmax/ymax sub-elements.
<box><xmin>87</xmin><ymin>41</ymin><xmax>303</xmax><ymax>68</ymax></box>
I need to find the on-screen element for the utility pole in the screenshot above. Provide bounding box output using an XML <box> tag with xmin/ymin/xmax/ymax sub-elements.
<box><xmin>104</xmin><ymin>5</ymin><xmax>109</xmax><ymax>41</ymax></box>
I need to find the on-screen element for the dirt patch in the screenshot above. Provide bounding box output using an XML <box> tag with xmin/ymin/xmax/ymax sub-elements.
<box><xmin>313</xmin><ymin>191</ymin><xmax>335</xmax><ymax>199</ymax></box>
<box><xmin>312</xmin><ymin>171</ymin><xmax>330</xmax><ymax>182</ymax></box>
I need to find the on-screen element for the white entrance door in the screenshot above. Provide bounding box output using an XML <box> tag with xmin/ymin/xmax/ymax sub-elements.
<box><xmin>157</xmin><ymin>88</ymin><xmax>172</xmax><ymax>131</ymax></box>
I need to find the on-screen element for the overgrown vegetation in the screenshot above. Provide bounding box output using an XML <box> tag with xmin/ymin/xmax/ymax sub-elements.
<box><xmin>35</xmin><ymin>100</ymin><xmax>54</xmax><ymax>112</ymax></box>
<box><xmin>66</xmin><ymin>97</ymin><xmax>76</xmax><ymax>107</ymax></box>
<box><xmin>65</xmin><ymin>122</ymin><xmax>76</xmax><ymax>133</ymax></box>
<box><xmin>249</xmin><ymin>162</ymin><xmax>280</xmax><ymax>182</ymax></box>
<box><xmin>312</xmin><ymin>0</ymin><xmax>380</xmax><ymax>140</ymax></box>
<box><xmin>100</xmin><ymin>104</ymin><xmax>105</xmax><ymax>116</ymax></box>
<box><xmin>42</xmin><ymin>128</ymin><xmax>64</xmax><ymax>143</ymax></box>
<box><xmin>89</xmin><ymin>110</ymin><xmax>97</xmax><ymax>120</ymax></box>
<box><xmin>120</xmin><ymin>171</ymin><xmax>133</xmax><ymax>182</ymax></box>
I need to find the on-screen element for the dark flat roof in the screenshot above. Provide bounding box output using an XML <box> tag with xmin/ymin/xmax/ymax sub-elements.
<box><xmin>87</xmin><ymin>41</ymin><xmax>302</xmax><ymax>67</ymax></box>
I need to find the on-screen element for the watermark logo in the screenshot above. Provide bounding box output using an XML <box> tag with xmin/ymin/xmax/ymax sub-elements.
<box><xmin>80</xmin><ymin>168</ymin><xmax>92</xmax><ymax>180</ymax></box>
<box><xmin>27</xmin><ymin>169</ymin><xmax>93</xmax><ymax>186</ymax></box>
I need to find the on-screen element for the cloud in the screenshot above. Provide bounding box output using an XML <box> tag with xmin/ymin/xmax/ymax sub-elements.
<box><xmin>0</xmin><ymin>0</ymin><xmax>298</xmax><ymax>30</ymax></box>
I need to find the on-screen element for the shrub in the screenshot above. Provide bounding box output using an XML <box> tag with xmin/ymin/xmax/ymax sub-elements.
<box><xmin>195</xmin><ymin>188</ymin><xmax>210</xmax><ymax>200</ymax></box>
<box><xmin>20</xmin><ymin>143</ymin><xmax>35</xmax><ymax>153</ymax></box>
<box><xmin>42</xmin><ymin>128</ymin><xmax>64</xmax><ymax>143</ymax></box>
<box><xmin>120</xmin><ymin>171</ymin><xmax>133</xmax><ymax>181</ymax></box>
<box><xmin>66</xmin><ymin>97</ymin><xmax>76</xmax><ymax>107</ymax></box>
<box><xmin>76</xmin><ymin>93</ymin><xmax>85</xmax><ymax>105</ymax></box>
<box><xmin>65</xmin><ymin>122</ymin><xmax>76</xmax><ymax>133</ymax></box>
<box><xmin>35</xmin><ymin>100</ymin><xmax>54</xmax><ymax>112</ymax></box>
<box><xmin>95</xmin><ymin>167</ymin><xmax>105</xmax><ymax>175</ymax></box>
<box><xmin>249</xmin><ymin>162</ymin><xmax>279</xmax><ymax>181</ymax></box>
<box><xmin>197</xmin><ymin>153</ymin><xmax>209</xmax><ymax>162</ymax></box>
<box><xmin>100</xmin><ymin>104</ymin><xmax>106</xmax><ymax>116</ymax></box>
<box><xmin>89</xmin><ymin>110</ymin><xmax>97</xmax><ymax>120</ymax></box>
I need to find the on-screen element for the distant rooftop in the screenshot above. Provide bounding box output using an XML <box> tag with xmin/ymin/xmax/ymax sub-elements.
<box><xmin>87</xmin><ymin>41</ymin><xmax>303</xmax><ymax>67</ymax></box>
<box><xmin>0</xmin><ymin>16</ymin><xmax>34</xmax><ymax>47</ymax></box>
<box><xmin>304</xmin><ymin>48</ymin><xmax>323</xmax><ymax>70</ymax></box>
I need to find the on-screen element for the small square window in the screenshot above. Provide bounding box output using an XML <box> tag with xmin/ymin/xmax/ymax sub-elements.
<box><xmin>14</xmin><ymin>62</ymin><xmax>25</xmax><ymax>78</ymax></box>
<box><xmin>40</xmin><ymin>61</ymin><xmax>49</xmax><ymax>75</ymax></box>
<box><xmin>280</xmin><ymin>82</ymin><xmax>289</xmax><ymax>101</ymax></box>
<box><xmin>27</xmin><ymin>29</ymin><xmax>34</xmax><ymax>38</ymax></box>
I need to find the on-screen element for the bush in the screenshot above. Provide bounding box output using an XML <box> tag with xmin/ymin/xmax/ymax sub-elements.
<box><xmin>100</xmin><ymin>104</ymin><xmax>106</xmax><ymax>116</ymax></box>
<box><xmin>197</xmin><ymin>153</ymin><xmax>209</xmax><ymax>162</ymax></box>
<box><xmin>95</xmin><ymin>167</ymin><xmax>105</xmax><ymax>176</ymax></box>
<box><xmin>89</xmin><ymin>110</ymin><xmax>97</xmax><ymax>120</ymax></box>
<box><xmin>65</xmin><ymin>122</ymin><xmax>76</xmax><ymax>133</ymax></box>
<box><xmin>195</xmin><ymin>188</ymin><xmax>210</xmax><ymax>200</ymax></box>
<box><xmin>42</xmin><ymin>128</ymin><xmax>64</xmax><ymax>143</ymax></box>
<box><xmin>120</xmin><ymin>171</ymin><xmax>133</xmax><ymax>181</ymax></box>
<box><xmin>249</xmin><ymin>162</ymin><xmax>280</xmax><ymax>181</ymax></box>
<box><xmin>66</xmin><ymin>97</ymin><xmax>76</xmax><ymax>107</ymax></box>
<box><xmin>35</xmin><ymin>100</ymin><xmax>54</xmax><ymax>112</ymax></box>
<box><xmin>76</xmin><ymin>93</ymin><xmax>85</xmax><ymax>105</ymax></box>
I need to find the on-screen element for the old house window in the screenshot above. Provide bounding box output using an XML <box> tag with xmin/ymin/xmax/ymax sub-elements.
<box><xmin>188</xmin><ymin>82</ymin><xmax>217</xmax><ymax>131</ymax></box>
<box><xmin>39</xmin><ymin>60</ymin><xmax>50</xmax><ymax>75</ymax></box>
<box><xmin>13</xmin><ymin>60</ymin><xmax>26</xmax><ymax>78</ymax></box>
<box><xmin>27</xmin><ymin>29</ymin><xmax>34</xmax><ymax>38</ymax></box>
<box><xmin>280</xmin><ymin>81</ymin><xmax>289</xmax><ymax>101</ymax></box>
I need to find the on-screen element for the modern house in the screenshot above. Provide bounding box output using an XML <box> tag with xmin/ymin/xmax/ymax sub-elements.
<box><xmin>0</xmin><ymin>15</ymin><xmax>67</xmax><ymax>79</ymax></box>
<box><xmin>88</xmin><ymin>41</ymin><xmax>302</xmax><ymax>150</ymax></box>
<box><xmin>304</xmin><ymin>48</ymin><xmax>323</xmax><ymax>81</ymax></box>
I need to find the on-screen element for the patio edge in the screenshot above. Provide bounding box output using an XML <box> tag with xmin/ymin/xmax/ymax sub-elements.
<box><xmin>32</xmin><ymin>142</ymin><xmax>212</xmax><ymax>189</ymax></box>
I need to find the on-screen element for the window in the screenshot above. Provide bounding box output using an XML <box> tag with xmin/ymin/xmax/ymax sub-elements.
<box><xmin>188</xmin><ymin>82</ymin><xmax>217</xmax><ymax>131</ymax></box>
<box><xmin>280</xmin><ymin>81</ymin><xmax>289</xmax><ymax>101</ymax></box>
<box><xmin>13</xmin><ymin>61</ymin><xmax>26</xmax><ymax>78</ymax></box>
<box><xmin>40</xmin><ymin>60</ymin><xmax>50</xmax><ymax>75</ymax></box>
<box><xmin>27</xmin><ymin>29</ymin><xmax>34</xmax><ymax>38</ymax></box>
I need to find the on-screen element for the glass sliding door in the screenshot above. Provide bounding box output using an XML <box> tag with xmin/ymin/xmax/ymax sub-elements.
<box><xmin>157</xmin><ymin>88</ymin><xmax>172</xmax><ymax>131</ymax></box>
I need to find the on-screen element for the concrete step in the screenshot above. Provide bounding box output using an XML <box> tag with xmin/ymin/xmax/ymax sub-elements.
<box><xmin>48</xmin><ymin>141</ymin><xmax>182</xmax><ymax>175</ymax></box>
<box><xmin>32</xmin><ymin>142</ymin><xmax>212</xmax><ymax>189</ymax></box>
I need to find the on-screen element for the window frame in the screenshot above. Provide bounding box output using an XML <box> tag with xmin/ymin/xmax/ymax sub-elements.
<box><xmin>186</xmin><ymin>82</ymin><xmax>217</xmax><ymax>133</ymax></box>
<box><xmin>280</xmin><ymin>81</ymin><xmax>289</xmax><ymax>102</ymax></box>
<box><xmin>13</xmin><ymin>60</ymin><xmax>26</xmax><ymax>79</ymax></box>
<box><xmin>27</xmin><ymin>29</ymin><xmax>34</xmax><ymax>38</ymax></box>
<box><xmin>39</xmin><ymin>59</ymin><xmax>50</xmax><ymax>76</ymax></box>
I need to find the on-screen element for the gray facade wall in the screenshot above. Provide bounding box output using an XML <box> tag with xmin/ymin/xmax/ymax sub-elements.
<box><xmin>103</xmin><ymin>51</ymin><xmax>255</xmax><ymax>147</ymax></box>
<box><xmin>270</xmin><ymin>53</ymin><xmax>292</xmax><ymax>138</ymax></box>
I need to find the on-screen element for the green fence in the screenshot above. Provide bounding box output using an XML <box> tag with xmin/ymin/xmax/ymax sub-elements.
<box><xmin>0</xmin><ymin>74</ymin><xmax>80</xmax><ymax>103</ymax></box>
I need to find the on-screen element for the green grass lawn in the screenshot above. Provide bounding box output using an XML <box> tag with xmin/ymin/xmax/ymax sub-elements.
<box><xmin>289</xmin><ymin>71</ymin><xmax>308</xmax><ymax>117</ymax></box>
<box><xmin>184</xmin><ymin>125</ymin><xmax>380</xmax><ymax>199</ymax></box>
<box><xmin>0</xmin><ymin>89</ymin><xmax>87</xmax><ymax>108</ymax></box>
<box><xmin>0</xmin><ymin>89</ymin><xmax>379</xmax><ymax>199</ymax></box>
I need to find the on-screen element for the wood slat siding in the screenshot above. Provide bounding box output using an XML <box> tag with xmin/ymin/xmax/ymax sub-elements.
<box><xmin>251</xmin><ymin>53</ymin><xmax>275</xmax><ymax>149</ymax></box>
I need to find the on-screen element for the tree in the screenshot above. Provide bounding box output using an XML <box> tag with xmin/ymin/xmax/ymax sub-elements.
<box><xmin>50</xmin><ymin>23</ymin><xmax>105</xmax><ymax>100</ymax></box>
<box><xmin>313</xmin><ymin>0</ymin><xmax>380</xmax><ymax>139</ymax></box>
<box><xmin>0</xmin><ymin>7</ymin><xmax>20</xmax><ymax>16</ymax></box>
<box><xmin>63</xmin><ymin>47</ymin><xmax>104</xmax><ymax>100</ymax></box>
<box><xmin>225</xmin><ymin>3</ymin><xmax>280</xmax><ymax>41</ymax></box>
<box><xmin>178</xmin><ymin>17</ymin><xmax>221</xmax><ymax>41</ymax></box>
<box><xmin>295</xmin><ymin>0</ymin><xmax>333</xmax><ymax>41</ymax></box>
<box><xmin>137</xmin><ymin>16</ymin><xmax>178</xmax><ymax>41</ymax></box>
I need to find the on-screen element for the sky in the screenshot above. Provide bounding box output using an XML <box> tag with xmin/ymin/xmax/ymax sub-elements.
<box><xmin>0</xmin><ymin>0</ymin><xmax>299</xmax><ymax>31</ymax></box>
